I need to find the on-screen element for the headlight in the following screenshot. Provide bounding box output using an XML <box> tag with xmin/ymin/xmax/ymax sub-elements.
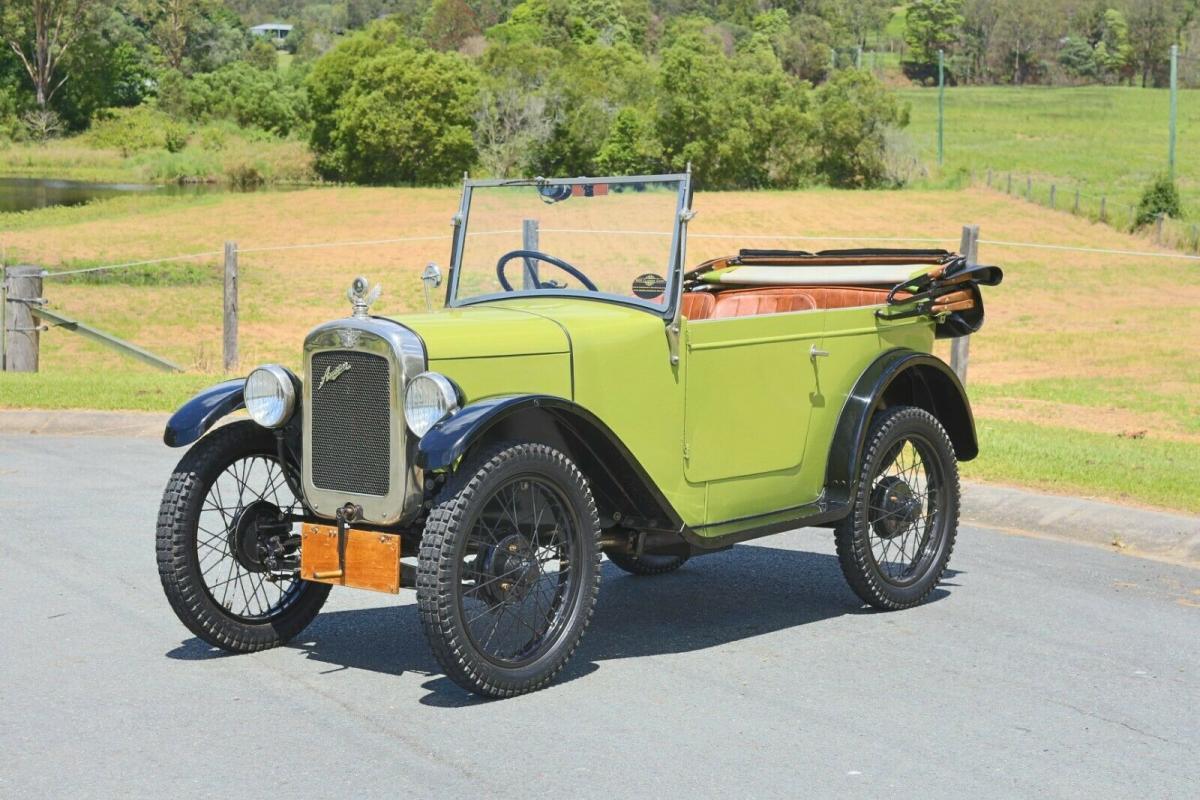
<box><xmin>404</xmin><ymin>372</ymin><xmax>459</xmax><ymax>436</ymax></box>
<box><xmin>244</xmin><ymin>365</ymin><xmax>297</xmax><ymax>429</ymax></box>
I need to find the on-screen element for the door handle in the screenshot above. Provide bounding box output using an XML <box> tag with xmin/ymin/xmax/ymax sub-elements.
<box><xmin>810</xmin><ymin>345</ymin><xmax>830</xmax><ymax>359</ymax></box>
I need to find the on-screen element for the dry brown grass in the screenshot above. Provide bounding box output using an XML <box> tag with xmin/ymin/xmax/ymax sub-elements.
<box><xmin>4</xmin><ymin>185</ymin><xmax>1198</xmax><ymax>446</ymax></box>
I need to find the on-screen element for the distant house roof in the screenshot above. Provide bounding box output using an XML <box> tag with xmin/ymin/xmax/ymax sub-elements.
<box><xmin>250</xmin><ymin>23</ymin><xmax>293</xmax><ymax>35</ymax></box>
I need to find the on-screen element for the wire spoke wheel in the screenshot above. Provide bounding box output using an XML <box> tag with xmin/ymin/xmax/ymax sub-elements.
<box><xmin>157</xmin><ymin>421</ymin><xmax>330</xmax><ymax>653</ymax></box>
<box><xmin>418</xmin><ymin>442</ymin><xmax>602</xmax><ymax>698</ymax></box>
<box><xmin>459</xmin><ymin>476</ymin><xmax>579</xmax><ymax>667</ymax></box>
<box><xmin>835</xmin><ymin>406</ymin><xmax>960</xmax><ymax>610</ymax></box>
<box><xmin>196</xmin><ymin>455</ymin><xmax>304</xmax><ymax>622</ymax></box>
<box><xmin>864</xmin><ymin>436</ymin><xmax>942</xmax><ymax>586</ymax></box>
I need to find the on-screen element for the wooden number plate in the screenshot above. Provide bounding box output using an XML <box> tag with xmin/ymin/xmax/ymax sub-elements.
<box><xmin>300</xmin><ymin>523</ymin><xmax>401</xmax><ymax>594</ymax></box>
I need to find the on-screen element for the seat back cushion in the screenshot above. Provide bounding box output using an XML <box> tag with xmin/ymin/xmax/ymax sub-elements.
<box><xmin>681</xmin><ymin>292</ymin><xmax>716</xmax><ymax>320</ymax></box>
<box><xmin>711</xmin><ymin>290</ymin><xmax>817</xmax><ymax>318</ymax></box>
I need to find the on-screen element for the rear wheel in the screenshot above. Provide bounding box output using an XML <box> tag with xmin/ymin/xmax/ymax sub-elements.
<box><xmin>417</xmin><ymin>443</ymin><xmax>602</xmax><ymax>698</ymax></box>
<box><xmin>606</xmin><ymin>551</ymin><xmax>689</xmax><ymax>576</ymax></box>
<box><xmin>834</xmin><ymin>406</ymin><xmax>959</xmax><ymax>610</ymax></box>
<box><xmin>157</xmin><ymin>421</ymin><xmax>330</xmax><ymax>652</ymax></box>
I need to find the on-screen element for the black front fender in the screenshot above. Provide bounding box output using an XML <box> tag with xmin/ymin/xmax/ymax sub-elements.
<box><xmin>825</xmin><ymin>349</ymin><xmax>976</xmax><ymax>506</ymax></box>
<box><xmin>416</xmin><ymin>394</ymin><xmax>684</xmax><ymax>532</ymax></box>
<box><xmin>164</xmin><ymin>378</ymin><xmax>245</xmax><ymax>447</ymax></box>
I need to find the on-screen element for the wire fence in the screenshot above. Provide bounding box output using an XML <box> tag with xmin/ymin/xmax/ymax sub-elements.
<box><xmin>29</xmin><ymin>225</ymin><xmax>1200</xmax><ymax>284</ymax></box>
<box><xmin>977</xmin><ymin>169</ymin><xmax>1200</xmax><ymax>255</ymax></box>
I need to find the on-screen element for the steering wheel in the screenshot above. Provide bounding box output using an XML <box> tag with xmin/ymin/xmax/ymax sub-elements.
<box><xmin>496</xmin><ymin>249</ymin><xmax>599</xmax><ymax>292</ymax></box>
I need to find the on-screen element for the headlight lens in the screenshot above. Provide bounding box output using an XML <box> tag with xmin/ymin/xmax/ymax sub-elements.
<box><xmin>244</xmin><ymin>365</ymin><xmax>297</xmax><ymax>429</ymax></box>
<box><xmin>404</xmin><ymin>372</ymin><xmax>459</xmax><ymax>436</ymax></box>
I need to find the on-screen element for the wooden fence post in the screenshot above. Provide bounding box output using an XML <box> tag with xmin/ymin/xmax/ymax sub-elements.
<box><xmin>223</xmin><ymin>241</ymin><xmax>238</xmax><ymax>373</ymax></box>
<box><xmin>1191</xmin><ymin>224</ymin><xmax>1198</xmax><ymax>252</ymax></box>
<box><xmin>3</xmin><ymin>265</ymin><xmax>43</xmax><ymax>373</ymax></box>
<box><xmin>1155</xmin><ymin>214</ymin><xmax>1165</xmax><ymax>245</ymax></box>
<box><xmin>1074</xmin><ymin>188</ymin><xmax>1080</xmax><ymax>215</ymax></box>
<box><xmin>1006</xmin><ymin>173</ymin><xmax>1012</xmax><ymax>194</ymax></box>
<box><xmin>1025</xmin><ymin>176</ymin><xmax>1032</xmax><ymax>200</ymax></box>
<box><xmin>986</xmin><ymin>169</ymin><xmax>992</xmax><ymax>187</ymax></box>
<box><xmin>1100</xmin><ymin>196</ymin><xmax>1107</xmax><ymax>222</ymax></box>
<box><xmin>521</xmin><ymin>219</ymin><xmax>539</xmax><ymax>289</ymax></box>
<box><xmin>950</xmin><ymin>225</ymin><xmax>978</xmax><ymax>385</ymax></box>
<box><xmin>1049</xmin><ymin>184</ymin><xmax>1056</xmax><ymax>209</ymax></box>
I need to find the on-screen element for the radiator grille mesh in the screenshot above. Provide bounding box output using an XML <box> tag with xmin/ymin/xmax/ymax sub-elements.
<box><xmin>309</xmin><ymin>350</ymin><xmax>391</xmax><ymax>496</ymax></box>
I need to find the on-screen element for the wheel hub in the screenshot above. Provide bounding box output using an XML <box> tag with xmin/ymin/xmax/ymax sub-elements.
<box><xmin>228</xmin><ymin>500</ymin><xmax>286</xmax><ymax>572</ymax></box>
<box><xmin>870</xmin><ymin>476</ymin><xmax>921</xmax><ymax>539</ymax></box>
<box><xmin>474</xmin><ymin>533</ymin><xmax>540</xmax><ymax>605</ymax></box>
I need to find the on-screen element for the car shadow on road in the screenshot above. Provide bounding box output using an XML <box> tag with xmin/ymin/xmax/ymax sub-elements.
<box><xmin>167</xmin><ymin>543</ymin><xmax>954</xmax><ymax>706</ymax></box>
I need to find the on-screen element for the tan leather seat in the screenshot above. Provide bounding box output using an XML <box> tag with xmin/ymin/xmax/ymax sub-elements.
<box><xmin>712</xmin><ymin>290</ymin><xmax>817</xmax><ymax>318</ymax></box>
<box><xmin>681</xmin><ymin>292</ymin><xmax>716</xmax><ymax>320</ymax></box>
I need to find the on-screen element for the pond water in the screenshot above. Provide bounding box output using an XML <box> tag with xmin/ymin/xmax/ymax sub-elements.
<box><xmin>0</xmin><ymin>177</ymin><xmax>219</xmax><ymax>214</ymax></box>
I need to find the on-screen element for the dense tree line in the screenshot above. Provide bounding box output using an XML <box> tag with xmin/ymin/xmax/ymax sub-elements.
<box><xmin>902</xmin><ymin>0</ymin><xmax>1200</xmax><ymax>87</ymax></box>
<box><xmin>0</xmin><ymin>0</ymin><xmax>914</xmax><ymax>188</ymax></box>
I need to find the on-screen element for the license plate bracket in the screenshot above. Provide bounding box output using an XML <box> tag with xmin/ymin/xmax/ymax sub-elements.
<box><xmin>300</xmin><ymin>523</ymin><xmax>401</xmax><ymax>594</ymax></box>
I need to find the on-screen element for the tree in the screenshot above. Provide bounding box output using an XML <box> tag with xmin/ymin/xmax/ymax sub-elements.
<box><xmin>820</xmin><ymin>0</ymin><xmax>892</xmax><ymax>49</ymax></box>
<box><xmin>903</xmin><ymin>0</ymin><xmax>964</xmax><ymax>83</ymax></box>
<box><xmin>0</xmin><ymin>0</ymin><xmax>98</xmax><ymax>108</ymax></box>
<box><xmin>1124</xmin><ymin>0</ymin><xmax>1189</xmax><ymax>87</ymax></box>
<box><xmin>422</xmin><ymin>0</ymin><xmax>482</xmax><ymax>51</ymax></box>
<box><xmin>133</xmin><ymin>0</ymin><xmax>210</xmax><ymax>72</ymax></box>
<box><xmin>309</xmin><ymin>36</ymin><xmax>480</xmax><ymax>183</ymax></box>
<box><xmin>812</xmin><ymin>69</ymin><xmax>906</xmax><ymax>187</ymax></box>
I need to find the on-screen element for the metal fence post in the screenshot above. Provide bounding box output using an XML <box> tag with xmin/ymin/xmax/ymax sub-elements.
<box><xmin>950</xmin><ymin>225</ymin><xmax>978</xmax><ymax>385</ymax></box>
<box><xmin>521</xmin><ymin>219</ymin><xmax>539</xmax><ymax>289</ymax></box>
<box><xmin>0</xmin><ymin>266</ymin><xmax>6</xmax><ymax>370</ymax></box>
<box><xmin>3</xmin><ymin>265</ymin><xmax>43</xmax><ymax>372</ymax></box>
<box><xmin>223</xmin><ymin>241</ymin><xmax>238</xmax><ymax>373</ymax></box>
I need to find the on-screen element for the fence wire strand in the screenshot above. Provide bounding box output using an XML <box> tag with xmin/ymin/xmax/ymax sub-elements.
<box><xmin>24</xmin><ymin>224</ymin><xmax>1200</xmax><ymax>280</ymax></box>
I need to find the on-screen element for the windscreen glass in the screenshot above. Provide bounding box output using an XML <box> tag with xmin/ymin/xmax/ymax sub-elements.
<box><xmin>452</xmin><ymin>178</ymin><xmax>684</xmax><ymax>309</ymax></box>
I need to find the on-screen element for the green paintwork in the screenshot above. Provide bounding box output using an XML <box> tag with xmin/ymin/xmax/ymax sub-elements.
<box><xmin>397</xmin><ymin>306</ymin><xmax>568</xmax><ymax>359</ymax></box>
<box><xmin>387</xmin><ymin>294</ymin><xmax>935</xmax><ymax>536</ymax></box>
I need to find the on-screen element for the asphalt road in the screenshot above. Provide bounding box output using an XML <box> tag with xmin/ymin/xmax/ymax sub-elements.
<box><xmin>1</xmin><ymin>433</ymin><xmax>1197</xmax><ymax>799</ymax></box>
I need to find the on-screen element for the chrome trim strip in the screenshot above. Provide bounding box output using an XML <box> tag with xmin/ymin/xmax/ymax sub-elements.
<box><xmin>301</xmin><ymin>316</ymin><xmax>426</xmax><ymax>525</ymax></box>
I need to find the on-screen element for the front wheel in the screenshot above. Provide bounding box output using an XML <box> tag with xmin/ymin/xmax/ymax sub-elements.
<box><xmin>417</xmin><ymin>443</ymin><xmax>602</xmax><ymax>698</ymax></box>
<box><xmin>156</xmin><ymin>421</ymin><xmax>330</xmax><ymax>652</ymax></box>
<box><xmin>834</xmin><ymin>406</ymin><xmax>960</xmax><ymax>610</ymax></box>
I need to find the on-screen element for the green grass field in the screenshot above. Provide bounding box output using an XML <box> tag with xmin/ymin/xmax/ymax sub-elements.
<box><xmin>1</xmin><ymin>185</ymin><xmax>1197</xmax><ymax>513</ymax></box>
<box><xmin>899</xmin><ymin>85</ymin><xmax>1200</xmax><ymax>219</ymax></box>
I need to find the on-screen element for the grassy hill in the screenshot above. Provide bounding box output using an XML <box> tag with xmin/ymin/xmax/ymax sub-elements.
<box><xmin>1</xmin><ymin>185</ymin><xmax>1197</xmax><ymax>513</ymax></box>
<box><xmin>900</xmin><ymin>85</ymin><xmax>1200</xmax><ymax>223</ymax></box>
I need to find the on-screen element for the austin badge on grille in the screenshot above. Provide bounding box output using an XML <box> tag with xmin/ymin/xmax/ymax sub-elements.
<box><xmin>317</xmin><ymin>361</ymin><xmax>352</xmax><ymax>391</ymax></box>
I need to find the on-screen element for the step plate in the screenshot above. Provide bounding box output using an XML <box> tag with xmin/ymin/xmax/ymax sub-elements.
<box><xmin>300</xmin><ymin>523</ymin><xmax>401</xmax><ymax>594</ymax></box>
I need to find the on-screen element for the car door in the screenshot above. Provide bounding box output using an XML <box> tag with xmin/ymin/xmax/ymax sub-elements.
<box><xmin>682</xmin><ymin>300</ymin><xmax>826</xmax><ymax>524</ymax></box>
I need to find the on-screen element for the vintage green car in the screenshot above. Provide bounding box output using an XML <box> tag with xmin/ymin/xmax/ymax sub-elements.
<box><xmin>157</xmin><ymin>172</ymin><xmax>1002</xmax><ymax>697</ymax></box>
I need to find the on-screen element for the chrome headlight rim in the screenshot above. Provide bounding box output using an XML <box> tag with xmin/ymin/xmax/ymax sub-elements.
<box><xmin>244</xmin><ymin>364</ymin><xmax>298</xmax><ymax>429</ymax></box>
<box><xmin>404</xmin><ymin>371</ymin><xmax>460</xmax><ymax>437</ymax></box>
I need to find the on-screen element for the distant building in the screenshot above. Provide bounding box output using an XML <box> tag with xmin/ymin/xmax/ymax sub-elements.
<box><xmin>249</xmin><ymin>23</ymin><xmax>293</xmax><ymax>42</ymax></box>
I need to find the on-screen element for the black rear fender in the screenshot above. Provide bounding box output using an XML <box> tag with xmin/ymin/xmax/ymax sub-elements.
<box><xmin>825</xmin><ymin>350</ymin><xmax>976</xmax><ymax>507</ymax></box>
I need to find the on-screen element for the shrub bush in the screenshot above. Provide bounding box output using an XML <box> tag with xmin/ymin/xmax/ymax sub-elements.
<box><xmin>86</xmin><ymin>105</ymin><xmax>179</xmax><ymax>155</ymax></box>
<box><xmin>1135</xmin><ymin>174</ymin><xmax>1182</xmax><ymax>228</ymax></box>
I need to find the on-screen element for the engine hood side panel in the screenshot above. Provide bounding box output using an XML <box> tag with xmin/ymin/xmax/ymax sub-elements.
<box><xmin>384</xmin><ymin>306</ymin><xmax>570</xmax><ymax>360</ymax></box>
